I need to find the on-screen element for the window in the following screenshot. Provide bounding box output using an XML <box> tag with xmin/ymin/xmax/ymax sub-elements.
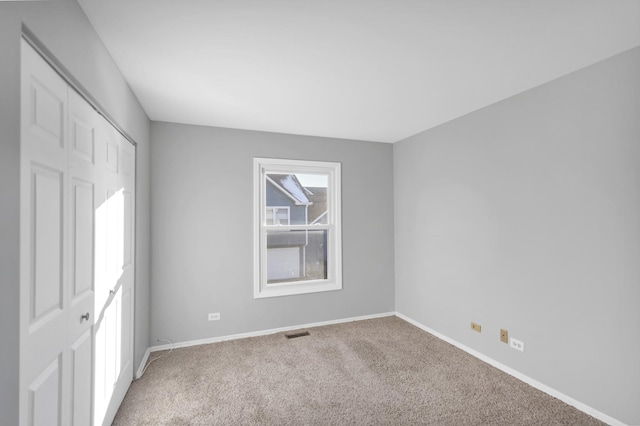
<box><xmin>254</xmin><ymin>158</ymin><xmax>342</xmax><ymax>298</ymax></box>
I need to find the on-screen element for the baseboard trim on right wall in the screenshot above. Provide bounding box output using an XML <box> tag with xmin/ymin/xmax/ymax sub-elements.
<box><xmin>395</xmin><ymin>312</ymin><xmax>625</xmax><ymax>426</ymax></box>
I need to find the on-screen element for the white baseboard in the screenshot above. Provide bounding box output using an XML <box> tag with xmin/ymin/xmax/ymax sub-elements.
<box><xmin>395</xmin><ymin>312</ymin><xmax>625</xmax><ymax>426</ymax></box>
<box><xmin>134</xmin><ymin>347</ymin><xmax>152</xmax><ymax>379</ymax></box>
<box><xmin>146</xmin><ymin>311</ymin><xmax>396</xmax><ymax>353</ymax></box>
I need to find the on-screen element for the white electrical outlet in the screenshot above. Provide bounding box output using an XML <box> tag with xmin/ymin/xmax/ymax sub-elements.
<box><xmin>509</xmin><ymin>337</ymin><xmax>525</xmax><ymax>352</ymax></box>
<box><xmin>208</xmin><ymin>312</ymin><xmax>220</xmax><ymax>321</ymax></box>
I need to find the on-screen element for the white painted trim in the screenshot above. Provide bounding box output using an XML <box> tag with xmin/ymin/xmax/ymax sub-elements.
<box><xmin>148</xmin><ymin>312</ymin><xmax>395</xmax><ymax>352</ymax></box>
<box><xmin>254</xmin><ymin>157</ymin><xmax>342</xmax><ymax>299</ymax></box>
<box><xmin>394</xmin><ymin>312</ymin><xmax>626</xmax><ymax>426</ymax></box>
<box><xmin>134</xmin><ymin>347</ymin><xmax>151</xmax><ymax>379</ymax></box>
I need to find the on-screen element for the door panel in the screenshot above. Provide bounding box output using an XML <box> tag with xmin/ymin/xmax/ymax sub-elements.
<box><xmin>92</xmin><ymin>318</ymin><xmax>107</xmax><ymax>418</ymax></box>
<box><xmin>123</xmin><ymin>190</ymin><xmax>133</xmax><ymax>267</ymax></box>
<box><xmin>30</xmin><ymin>77</ymin><xmax>65</xmax><ymax>148</ymax></box>
<box><xmin>70</xmin><ymin>116</ymin><xmax>95</xmax><ymax>164</ymax></box>
<box><xmin>106</xmin><ymin>141</ymin><xmax>118</xmax><ymax>173</ymax></box>
<box><xmin>31</xmin><ymin>166</ymin><xmax>64</xmax><ymax>322</ymax></box>
<box><xmin>70</xmin><ymin>179</ymin><xmax>94</xmax><ymax>298</ymax></box>
<box><xmin>113</xmin><ymin>290</ymin><xmax>122</xmax><ymax>386</ymax></box>
<box><xmin>28</xmin><ymin>355</ymin><xmax>63</xmax><ymax>426</ymax></box>
<box><xmin>106</xmin><ymin>188</ymin><xmax>124</xmax><ymax>278</ymax></box>
<box><xmin>120</xmin><ymin>286</ymin><xmax>132</xmax><ymax>375</ymax></box>
<box><xmin>70</xmin><ymin>330</ymin><xmax>92</xmax><ymax>426</ymax></box>
<box><xmin>94</xmin><ymin>290</ymin><xmax>122</xmax><ymax>425</ymax></box>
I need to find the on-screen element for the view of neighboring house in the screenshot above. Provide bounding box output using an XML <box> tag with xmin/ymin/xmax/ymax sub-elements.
<box><xmin>265</xmin><ymin>174</ymin><xmax>328</xmax><ymax>283</ymax></box>
<box><xmin>306</xmin><ymin>187</ymin><xmax>328</xmax><ymax>225</ymax></box>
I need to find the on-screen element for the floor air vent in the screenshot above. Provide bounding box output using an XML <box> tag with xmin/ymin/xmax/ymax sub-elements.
<box><xmin>285</xmin><ymin>331</ymin><xmax>310</xmax><ymax>339</ymax></box>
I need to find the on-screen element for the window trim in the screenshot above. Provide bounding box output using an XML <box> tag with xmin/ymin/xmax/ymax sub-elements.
<box><xmin>253</xmin><ymin>157</ymin><xmax>342</xmax><ymax>299</ymax></box>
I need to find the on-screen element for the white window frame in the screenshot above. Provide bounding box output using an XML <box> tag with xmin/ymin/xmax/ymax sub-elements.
<box><xmin>254</xmin><ymin>157</ymin><xmax>342</xmax><ymax>298</ymax></box>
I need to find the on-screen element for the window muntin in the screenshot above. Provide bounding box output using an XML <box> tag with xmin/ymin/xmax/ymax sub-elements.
<box><xmin>254</xmin><ymin>158</ymin><xmax>341</xmax><ymax>298</ymax></box>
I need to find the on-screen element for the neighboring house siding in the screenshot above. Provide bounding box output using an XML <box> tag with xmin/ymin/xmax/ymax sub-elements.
<box><xmin>306</xmin><ymin>187</ymin><xmax>327</xmax><ymax>224</ymax></box>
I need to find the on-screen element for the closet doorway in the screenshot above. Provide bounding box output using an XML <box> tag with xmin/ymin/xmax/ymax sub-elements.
<box><xmin>19</xmin><ymin>39</ymin><xmax>135</xmax><ymax>426</ymax></box>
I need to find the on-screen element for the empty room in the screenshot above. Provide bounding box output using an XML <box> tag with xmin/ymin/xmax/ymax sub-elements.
<box><xmin>1</xmin><ymin>0</ymin><xmax>639</xmax><ymax>425</ymax></box>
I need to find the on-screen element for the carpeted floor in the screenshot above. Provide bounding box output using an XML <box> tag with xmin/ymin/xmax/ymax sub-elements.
<box><xmin>113</xmin><ymin>316</ymin><xmax>603</xmax><ymax>425</ymax></box>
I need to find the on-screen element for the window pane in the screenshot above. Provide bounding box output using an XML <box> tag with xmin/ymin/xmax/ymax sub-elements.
<box><xmin>265</xmin><ymin>172</ymin><xmax>328</xmax><ymax>225</ymax></box>
<box><xmin>275</xmin><ymin>208</ymin><xmax>289</xmax><ymax>225</ymax></box>
<box><xmin>265</xmin><ymin>207</ymin><xmax>290</xmax><ymax>225</ymax></box>
<box><xmin>265</xmin><ymin>208</ymin><xmax>274</xmax><ymax>225</ymax></box>
<box><xmin>266</xmin><ymin>229</ymin><xmax>328</xmax><ymax>284</ymax></box>
<box><xmin>305</xmin><ymin>183</ymin><xmax>328</xmax><ymax>225</ymax></box>
<box><xmin>267</xmin><ymin>247</ymin><xmax>300</xmax><ymax>281</ymax></box>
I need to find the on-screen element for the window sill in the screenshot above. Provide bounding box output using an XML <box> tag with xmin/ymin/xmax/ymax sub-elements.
<box><xmin>254</xmin><ymin>280</ymin><xmax>342</xmax><ymax>299</ymax></box>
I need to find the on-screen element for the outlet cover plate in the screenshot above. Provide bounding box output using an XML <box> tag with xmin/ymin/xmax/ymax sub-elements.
<box><xmin>208</xmin><ymin>312</ymin><xmax>220</xmax><ymax>321</ymax></box>
<box><xmin>509</xmin><ymin>337</ymin><xmax>525</xmax><ymax>352</ymax></box>
<box><xmin>471</xmin><ymin>322</ymin><xmax>482</xmax><ymax>333</ymax></box>
<box><xmin>500</xmin><ymin>329</ymin><xmax>509</xmax><ymax>343</ymax></box>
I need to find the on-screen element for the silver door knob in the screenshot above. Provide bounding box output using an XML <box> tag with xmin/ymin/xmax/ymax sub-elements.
<box><xmin>81</xmin><ymin>312</ymin><xmax>90</xmax><ymax>322</ymax></box>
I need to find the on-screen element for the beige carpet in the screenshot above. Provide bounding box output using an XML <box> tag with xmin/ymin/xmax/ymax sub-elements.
<box><xmin>114</xmin><ymin>316</ymin><xmax>603</xmax><ymax>425</ymax></box>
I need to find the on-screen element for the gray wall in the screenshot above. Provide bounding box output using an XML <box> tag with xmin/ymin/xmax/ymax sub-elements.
<box><xmin>0</xmin><ymin>1</ymin><xmax>151</xmax><ymax>424</ymax></box>
<box><xmin>394</xmin><ymin>46</ymin><xmax>640</xmax><ymax>425</ymax></box>
<box><xmin>150</xmin><ymin>123</ymin><xmax>395</xmax><ymax>343</ymax></box>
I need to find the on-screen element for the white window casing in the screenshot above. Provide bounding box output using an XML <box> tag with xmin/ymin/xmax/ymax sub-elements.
<box><xmin>254</xmin><ymin>157</ymin><xmax>342</xmax><ymax>298</ymax></box>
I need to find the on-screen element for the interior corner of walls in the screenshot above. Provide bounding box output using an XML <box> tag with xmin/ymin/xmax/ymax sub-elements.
<box><xmin>135</xmin><ymin>347</ymin><xmax>152</xmax><ymax>380</ymax></box>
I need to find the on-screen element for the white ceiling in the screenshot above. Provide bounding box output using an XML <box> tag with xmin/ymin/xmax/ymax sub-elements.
<box><xmin>77</xmin><ymin>0</ymin><xmax>640</xmax><ymax>143</ymax></box>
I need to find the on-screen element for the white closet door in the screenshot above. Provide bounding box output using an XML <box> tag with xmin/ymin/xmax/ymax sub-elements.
<box><xmin>68</xmin><ymin>88</ymin><xmax>101</xmax><ymax>426</ymax></box>
<box><xmin>20</xmin><ymin>39</ymin><xmax>135</xmax><ymax>426</ymax></box>
<box><xmin>20</xmin><ymin>38</ymin><xmax>72</xmax><ymax>426</ymax></box>
<box><xmin>93</xmin><ymin>115</ymin><xmax>135</xmax><ymax>426</ymax></box>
